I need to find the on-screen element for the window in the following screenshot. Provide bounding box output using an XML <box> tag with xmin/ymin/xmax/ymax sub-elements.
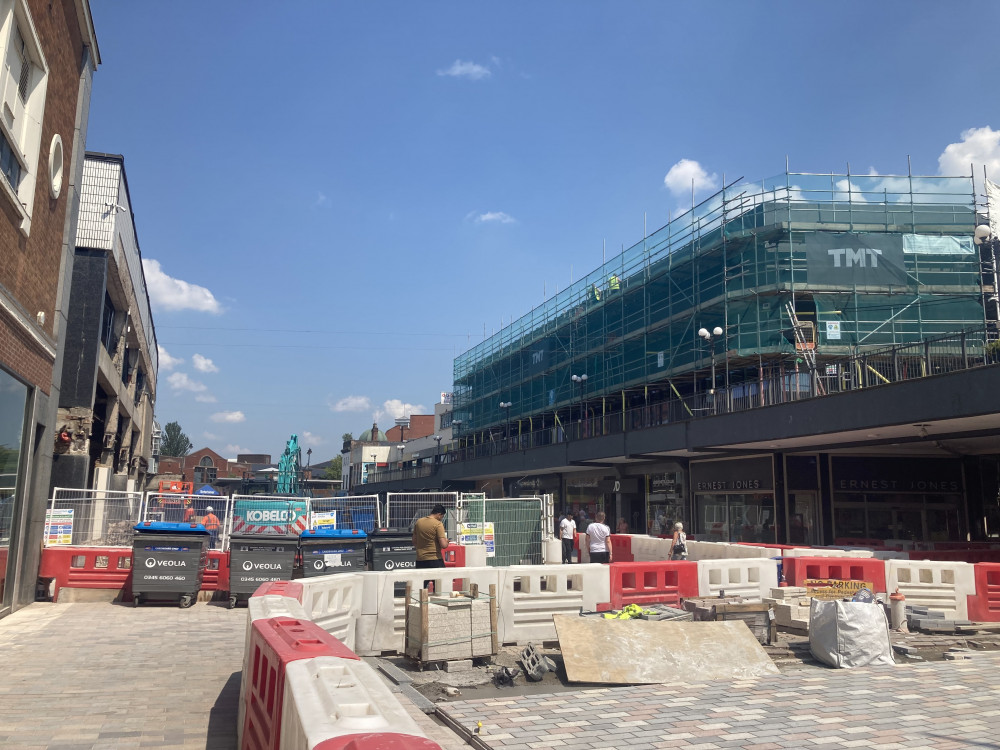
<box><xmin>100</xmin><ymin>294</ymin><xmax>116</xmax><ymax>354</ymax></box>
<box><xmin>133</xmin><ymin>368</ymin><xmax>146</xmax><ymax>405</ymax></box>
<box><xmin>0</xmin><ymin>5</ymin><xmax>49</xmax><ymax>235</ymax></box>
<box><xmin>193</xmin><ymin>457</ymin><xmax>217</xmax><ymax>485</ymax></box>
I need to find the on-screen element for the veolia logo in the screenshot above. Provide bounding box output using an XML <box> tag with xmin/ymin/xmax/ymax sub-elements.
<box><xmin>146</xmin><ymin>558</ymin><xmax>187</xmax><ymax>568</ymax></box>
<box><xmin>314</xmin><ymin>560</ymin><xmax>325</xmax><ymax>570</ymax></box>
<box><xmin>242</xmin><ymin>560</ymin><xmax>282</xmax><ymax>571</ymax></box>
<box><xmin>384</xmin><ymin>559</ymin><xmax>414</xmax><ymax>570</ymax></box>
<box><xmin>145</xmin><ymin>558</ymin><xmax>156</xmax><ymax>569</ymax></box>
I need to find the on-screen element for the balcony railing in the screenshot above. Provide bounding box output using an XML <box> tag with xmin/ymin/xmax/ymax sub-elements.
<box><xmin>451</xmin><ymin>326</ymin><xmax>999</xmax><ymax>463</ymax></box>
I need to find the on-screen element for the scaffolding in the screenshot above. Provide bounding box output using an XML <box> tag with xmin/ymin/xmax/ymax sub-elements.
<box><xmin>453</xmin><ymin>167</ymin><xmax>983</xmax><ymax>436</ymax></box>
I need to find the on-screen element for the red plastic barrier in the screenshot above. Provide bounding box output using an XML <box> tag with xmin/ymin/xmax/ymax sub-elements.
<box><xmin>201</xmin><ymin>550</ymin><xmax>230</xmax><ymax>592</ymax></box>
<box><xmin>609</xmin><ymin>535</ymin><xmax>634</xmax><ymax>562</ymax></box>
<box><xmin>317</xmin><ymin>734</ymin><xmax>443</xmax><ymax>750</ymax></box>
<box><xmin>251</xmin><ymin>580</ymin><xmax>304</xmax><ymax>600</ymax></box>
<box><xmin>608</xmin><ymin>561</ymin><xmax>698</xmax><ymax>609</ymax></box>
<box><xmin>442</xmin><ymin>543</ymin><xmax>465</xmax><ymax>567</ymax></box>
<box><xmin>243</xmin><ymin>618</ymin><xmax>359</xmax><ymax>750</ymax></box>
<box><xmin>908</xmin><ymin>549</ymin><xmax>1000</xmax><ymax>564</ymax></box>
<box><xmin>967</xmin><ymin>563</ymin><xmax>1000</xmax><ymax>622</ymax></box>
<box><xmin>782</xmin><ymin>556</ymin><xmax>887</xmax><ymax>593</ymax></box>
<box><xmin>38</xmin><ymin>546</ymin><xmax>133</xmax><ymax>602</ymax></box>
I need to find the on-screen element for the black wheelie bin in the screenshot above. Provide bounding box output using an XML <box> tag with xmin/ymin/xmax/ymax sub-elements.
<box><xmin>227</xmin><ymin>534</ymin><xmax>298</xmax><ymax>608</ymax></box>
<box><xmin>300</xmin><ymin>528</ymin><xmax>368</xmax><ymax>576</ymax></box>
<box><xmin>131</xmin><ymin>521</ymin><xmax>210</xmax><ymax>608</ymax></box>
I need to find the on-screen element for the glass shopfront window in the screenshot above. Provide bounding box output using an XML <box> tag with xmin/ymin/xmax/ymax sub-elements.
<box><xmin>647</xmin><ymin>471</ymin><xmax>684</xmax><ymax>536</ymax></box>
<box><xmin>690</xmin><ymin>456</ymin><xmax>776</xmax><ymax>544</ymax></box>
<box><xmin>0</xmin><ymin>369</ymin><xmax>28</xmax><ymax>610</ymax></box>
<box><xmin>830</xmin><ymin>457</ymin><xmax>965</xmax><ymax>544</ymax></box>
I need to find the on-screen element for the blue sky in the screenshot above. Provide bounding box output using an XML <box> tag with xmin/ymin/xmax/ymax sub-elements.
<box><xmin>86</xmin><ymin>1</ymin><xmax>1000</xmax><ymax>461</ymax></box>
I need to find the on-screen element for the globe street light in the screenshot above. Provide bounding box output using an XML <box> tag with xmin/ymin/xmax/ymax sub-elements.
<box><xmin>698</xmin><ymin>326</ymin><xmax>724</xmax><ymax>399</ymax></box>
<box><xmin>499</xmin><ymin>401</ymin><xmax>512</xmax><ymax>440</ymax></box>
<box><xmin>397</xmin><ymin>443</ymin><xmax>405</xmax><ymax>471</ymax></box>
<box><xmin>571</xmin><ymin>374</ymin><xmax>588</xmax><ymax>432</ymax></box>
<box><xmin>433</xmin><ymin>434</ymin><xmax>442</xmax><ymax>463</ymax></box>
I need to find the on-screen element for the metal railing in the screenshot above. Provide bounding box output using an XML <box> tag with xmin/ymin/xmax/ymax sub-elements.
<box><xmin>45</xmin><ymin>489</ymin><xmax>144</xmax><ymax>547</ymax></box>
<box><xmin>309</xmin><ymin>494</ymin><xmax>380</xmax><ymax>533</ymax></box>
<box><xmin>384</xmin><ymin>492</ymin><xmax>460</xmax><ymax>536</ymax></box>
<box><xmin>453</xmin><ymin>326</ymin><xmax>999</xmax><ymax>462</ymax></box>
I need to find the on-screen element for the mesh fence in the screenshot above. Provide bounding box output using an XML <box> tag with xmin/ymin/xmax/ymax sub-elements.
<box><xmin>385</xmin><ymin>492</ymin><xmax>460</xmax><ymax>536</ymax></box>
<box><xmin>309</xmin><ymin>494</ymin><xmax>380</xmax><ymax>533</ymax></box>
<box><xmin>456</xmin><ymin>495</ymin><xmax>543</xmax><ymax>567</ymax></box>
<box><xmin>45</xmin><ymin>488</ymin><xmax>144</xmax><ymax>547</ymax></box>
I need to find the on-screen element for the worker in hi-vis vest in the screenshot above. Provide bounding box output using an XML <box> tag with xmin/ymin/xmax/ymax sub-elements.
<box><xmin>589</xmin><ymin>283</ymin><xmax>602</xmax><ymax>303</ymax></box>
<box><xmin>608</xmin><ymin>274</ymin><xmax>620</xmax><ymax>294</ymax></box>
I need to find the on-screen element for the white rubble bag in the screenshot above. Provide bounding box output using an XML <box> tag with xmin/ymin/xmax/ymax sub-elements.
<box><xmin>808</xmin><ymin>599</ymin><xmax>895</xmax><ymax>668</ymax></box>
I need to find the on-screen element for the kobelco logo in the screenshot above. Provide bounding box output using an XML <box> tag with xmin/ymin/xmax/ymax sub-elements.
<box><xmin>146</xmin><ymin>558</ymin><xmax>186</xmax><ymax>568</ymax></box>
<box><xmin>827</xmin><ymin>247</ymin><xmax>882</xmax><ymax>267</ymax></box>
<box><xmin>245</xmin><ymin>509</ymin><xmax>291</xmax><ymax>522</ymax></box>
<box><xmin>242</xmin><ymin>560</ymin><xmax>282</xmax><ymax>571</ymax></box>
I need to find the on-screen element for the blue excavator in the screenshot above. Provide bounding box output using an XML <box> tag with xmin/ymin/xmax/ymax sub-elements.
<box><xmin>276</xmin><ymin>433</ymin><xmax>302</xmax><ymax>495</ymax></box>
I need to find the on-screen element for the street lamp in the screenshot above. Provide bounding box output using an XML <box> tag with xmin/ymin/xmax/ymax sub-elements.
<box><xmin>499</xmin><ymin>401</ymin><xmax>512</xmax><ymax>440</ymax></box>
<box><xmin>571</xmin><ymin>374</ymin><xmax>588</xmax><ymax>435</ymax></box>
<box><xmin>306</xmin><ymin>447</ymin><xmax>312</xmax><ymax>467</ymax></box>
<box><xmin>370</xmin><ymin>452</ymin><xmax>377</xmax><ymax>483</ymax></box>
<box><xmin>698</xmin><ymin>326</ymin><xmax>724</xmax><ymax>397</ymax></box>
<box><xmin>397</xmin><ymin>443</ymin><xmax>405</xmax><ymax>471</ymax></box>
<box><xmin>433</xmin><ymin>434</ymin><xmax>442</xmax><ymax>463</ymax></box>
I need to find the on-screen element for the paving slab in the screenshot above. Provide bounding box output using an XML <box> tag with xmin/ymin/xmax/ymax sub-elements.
<box><xmin>439</xmin><ymin>652</ymin><xmax>1000</xmax><ymax>750</ymax></box>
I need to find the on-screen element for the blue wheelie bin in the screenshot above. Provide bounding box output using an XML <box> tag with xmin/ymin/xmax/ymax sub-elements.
<box><xmin>300</xmin><ymin>529</ymin><xmax>368</xmax><ymax>576</ymax></box>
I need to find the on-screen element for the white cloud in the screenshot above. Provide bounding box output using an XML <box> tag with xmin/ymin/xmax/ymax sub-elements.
<box><xmin>192</xmin><ymin>354</ymin><xmax>219</xmax><ymax>373</ymax></box>
<box><xmin>225</xmin><ymin>444</ymin><xmax>248</xmax><ymax>456</ymax></box>
<box><xmin>211</xmin><ymin>410</ymin><xmax>246</xmax><ymax>423</ymax></box>
<box><xmin>938</xmin><ymin>126</ymin><xmax>1000</xmax><ymax>193</ymax></box>
<box><xmin>158</xmin><ymin>345</ymin><xmax>183</xmax><ymax>370</ymax></box>
<box><xmin>302</xmin><ymin>431</ymin><xmax>325</xmax><ymax>446</ymax></box>
<box><xmin>374</xmin><ymin>399</ymin><xmax>426</xmax><ymax>425</ymax></box>
<box><xmin>474</xmin><ymin>211</ymin><xmax>516</xmax><ymax>224</ymax></box>
<box><xmin>142</xmin><ymin>259</ymin><xmax>223</xmax><ymax>314</ymax></box>
<box><xmin>195</xmin><ymin>394</ymin><xmax>217</xmax><ymax>403</ymax></box>
<box><xmin>314</xmin><ymin>192</ymin><xmax>327</xmax><ymax>207</ymax></box>
<box><xmin>167</xmin><ymin>372</ymin><xmax>208</xmax><ymax>393</ymax></box>
<box><xmin>332</xmin><ymin>395</ymin><xmax>371</xmax><ymax>412</ymax></box>
<box><xmin>664</xmin><ymin>158</ymin><xmax>719</xmax><ymax>196</ymax></box>
<box><xmin>436</xmin><ymin>59</ymin><xmax>491</xmax><ymax>80</ymax></box>
<box><xmin>203</xmin><ymin>431</ymin><xmax>220</xmax><ymax>441</ymax></box>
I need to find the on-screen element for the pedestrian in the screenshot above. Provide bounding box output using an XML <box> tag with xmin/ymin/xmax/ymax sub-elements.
<box><xmin>669</xmin><ymin>521</ymin><xmax>688</xmax><ymax>560</ymax></box>
<box><xmin>412</xmin><ymin>504</ymin><xmax>449</xmax><ymax>588</ymax></box>
<box><xmin>559</xmin><ymin>511</ymin><xmax>577</xmax><ymax>564</ymax></box>
<box><xmin>587</xmin><ymin>511</ymin><xmax>612</xmax><ymax>564</ymax></box>
<box><xmin>202</xmin><ymin>506</ymin><xmax>221</xmax><ymax>549</ymax></box>
<box><xmin>616</xmin><ymin>517</ymin><xmax>629</xmax><ymax>534</ymax></box>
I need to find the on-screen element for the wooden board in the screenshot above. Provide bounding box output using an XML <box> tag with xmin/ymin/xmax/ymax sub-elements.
<box><xmin>553</xmin><ymin>614</ymin><xmax>780</xmax><ymax>685</ymax></box>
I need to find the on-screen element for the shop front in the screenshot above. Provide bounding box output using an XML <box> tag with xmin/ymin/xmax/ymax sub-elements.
<box><xmin>830</xmin><ymin>456</ymin><xmax>966</xmax><ymax>544</ymax></box>
<box><xmin>0</xmin><ymin>369</ymin><xmax>28</xmax><ymax>615</ymax></box>
<box><xmin>646</xmin><ymin>466</ymin><xmax>685</xmax><ymax>537</ymax></box>
<box><xmin>691</xmin><ymin>456</ymin><xmax>776</xmax><ymax>544</ymax></box>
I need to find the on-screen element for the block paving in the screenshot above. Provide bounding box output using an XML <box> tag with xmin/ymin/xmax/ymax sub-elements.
<box><xmin>440</xmin><ymin>653</ymin><xmax>1000</xmax><ymax>749</ymax></box>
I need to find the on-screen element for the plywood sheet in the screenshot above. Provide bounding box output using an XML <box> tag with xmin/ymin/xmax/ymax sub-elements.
<box><xmin>554</xmin><ymin>614</ymin><xmax>780</xmax><ymax>685</ymax></box>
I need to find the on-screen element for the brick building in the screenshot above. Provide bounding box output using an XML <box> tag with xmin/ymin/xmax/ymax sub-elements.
<box><xmin>0</xmin><ymin>0</ymin><xmax>100</xmax><ymax>620</ymax></box>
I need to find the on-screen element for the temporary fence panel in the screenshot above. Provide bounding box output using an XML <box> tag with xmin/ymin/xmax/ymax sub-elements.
<box><xmin>45</xmin><ymin>488</ymin><xmax>143</xmax><ymax>547</ymax></box>
<box><xmin>228</xmin><ymin>495</ymin><xmax>308</xmax><ymax>548</ymax></box>
<box><xmin>308</xmin><ymin>494</ymin><xmax>379</xmax><ymax>533</ymax></box>
<box><xmin>384</xmin><ymin>492</ymin><xmax>459</xmax><ymax>536</ymax></box>
<box><xmin>141</xmin><ymin>493</ymin><xmax>202</xmax><ymax>524</ymax></box>
<box><xmin>457</xmin><ymin>496</ymin><xmax>544</xmax><ymax>567</ymax></box>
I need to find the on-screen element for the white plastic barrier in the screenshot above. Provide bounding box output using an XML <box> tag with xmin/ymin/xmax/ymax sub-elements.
<box><xmin>280</xmin><ymin>656</ymin><xmax>427</xmax><ymax>750</ymax></box>
<box><xmin>885</xmin><ymin>560</ymin><xmax>976</xmax><ymax>619</ymax></box>
<box><xmin>496</xmin><ymin>563</ymin><xmax>610</xmax><ymax>645</ymax></box>
<box><xmin>631</xmin><ymin>535</ymin><xmax>670</xmax><ymax>561</ymax></box>
<box><xmin>297</xmin><ymin>573</ymin><xmax>363</xmax><ymax>652</ymax></box>
<box><xmin>576</xmin><ymin>533</ymin><xmax>591</xmax><ymax>563</ymax></box>
<box><xmin>687</xmin><ymin>541</ymin><xmax>771</xmax><ymax>560</ymax></box>
<box><xmin>696</xmin><ymin>558</ymin><xmax>779</xmax><ymax>601</ymax></box>
<box><xmin>465</xmin><ymin>544</ymin><xmax>488</xmax><ymax>567</ymax></box>
<box><xmin>543</xmin><ymin>538</ymin><xmax>562</xmax><ymax>563</ymax></box>
<box><xmin>355</xmin><ymin>566</ymin><xmax>501</xmax><ymax>656</ymax></box>
<box><xmin>239</xmin><ymin>595</ymin><xmax>309</xmax><ymax>749</ymax></box>
<box><xmin>785</xmin><ymin>547</ymin><xmax>874</xmax><ymax>559</ymax></box>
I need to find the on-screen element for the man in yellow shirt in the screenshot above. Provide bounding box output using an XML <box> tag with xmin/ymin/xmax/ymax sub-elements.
<box><xmin>412</xmin><ymin>504</ymin><xmax>449</xmax><ymax>570</ymax></box>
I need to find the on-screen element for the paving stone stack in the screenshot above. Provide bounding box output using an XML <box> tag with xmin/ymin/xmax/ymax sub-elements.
<box><xmin>905</xmin><ymin>604</ymin><xmax>973</xmax><ymax>633</ymax></box>
<box><xmin>764</xmin><ymin>586</ymin><xmax>811</xmax><ymax>632</ymax></box>
<box><xmin>405</xmin><ymin>591</ymin><xmax>495</xmax><ymax>663</ymax></box>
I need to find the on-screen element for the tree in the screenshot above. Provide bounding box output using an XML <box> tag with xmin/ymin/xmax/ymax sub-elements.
<box><xmin>161</xmin><ymin>421</ymin><xmax>193</xmax><ymax>457</ymax></box>
<box><xmin>342</xmin><ymin>432</ymin><xmax>353</xmax><ymax>443</ymax></box>
<box><xmin>323</xmin><ymin>455</ymin><xmax>342</xmax><ymax>480</ymax></box>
